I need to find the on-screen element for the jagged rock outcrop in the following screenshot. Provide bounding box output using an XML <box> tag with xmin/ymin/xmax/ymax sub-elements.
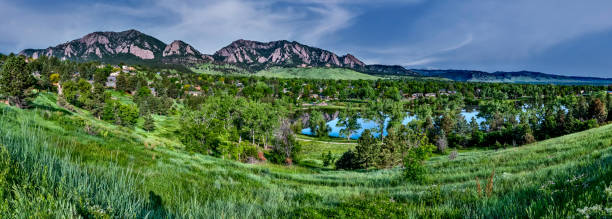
<box><xmin>161</xmin><ymin>40</ymin><xmax>214</xmax><ymax>64</ymax></box>
<box><xmin>20</xmin><ymin>29</ymin><xmax>166</xmax><ymax>61</ymax></box>
<box><xmin>19</xmin><ymin>30</ymin><xmax>211</xmax><ymax>65</ymax></box>
<box><xmin>212</xmin><ymin>39</ymin><xmax>366</xmax><ymax>71</ymax></box>
<box><xmin>18</xmin><ymin>29</ymin><xmax>421</xmax><ymax>76</ymax></box>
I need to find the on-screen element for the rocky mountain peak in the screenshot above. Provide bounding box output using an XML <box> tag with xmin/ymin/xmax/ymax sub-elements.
<box><xmin>163</xmin><ymin>40</ymin><xmax>197</xmax><ymax>56</ymax></box>
<box><xmin>341</xmin><ymin>54</ymin><xmax>365</xmax><ymax>68</ymax></box>
<box><xmin>18</xmin><ymin>29</ymin><xmax>418</xmax><ymax>76</ymax></box>
<box><xmin>213</xmin><ymin>39</ymin><xmax>366</xmax><ymax>71</ymax></box>
<box><xmin>19</xmin><ymin>29</ymin><xmax>166</xmax><ymax>60</ymax></box>
<box><xmin>161</xmin><ymin>40</ymin><xmax>213</xmax><ymax>64</ymax></box>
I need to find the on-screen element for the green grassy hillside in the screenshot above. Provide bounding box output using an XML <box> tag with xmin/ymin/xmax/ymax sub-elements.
<box><xmin>256</xmin><ymin>67</ymin><xmax>381</xmax><ymax>80</ymax></box>
<box><xmin>0</xmin><ymin>92</ymin><xmax>611</xmax><ymax>217</ymax></box>
<box><xmin>190</xmin><ymin>64</ymin><xmax>451</xmax><ymax>81</ymax></box>
<box><xmin>191</xmin><ymin>63</ymin><xmax>251</xmax><ymax>75</ymax></box>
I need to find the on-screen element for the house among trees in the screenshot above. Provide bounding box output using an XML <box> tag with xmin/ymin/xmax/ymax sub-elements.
<box><xmin>121</xmin><ymin>65</ymin><xmax>135</xmax><ymax>72</ymax></box>
<box><xmin>106</xmin><ymin>72</ymin><xmax>118</xmax><ymax>88</ymax></box>
<box><xmin>412</xmin><ymin>93</ymin><xmax>424</xmax><ymax>98</ymax></box>
<box><xmin>150</xmin><ymin>87</ymin><xmax>157</xmax><ymax>97</ymax></box>
<box><xmin>425</xmin><ymin>93</ymin><xmax>436</xmax><ymax>98</ymax></box>
<box><xmin>437</xmin><ymin>89</ymin><xmax>457</xmax><ymax>96</ymax></box>
<box><xmin>186</xmin><ymin>91</ymin><xmax>203</xmax><ymax>96</ymax></box>
<box><xmin>402</xmin><ymin>93</ymin><xmax>415</xmax><ymax>100</ymax></box>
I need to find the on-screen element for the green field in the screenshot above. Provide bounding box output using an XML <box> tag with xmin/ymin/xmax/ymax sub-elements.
<box><xmin>190</xmin><ymin>64</ymin><xmax>452</xmax><ymax>81</ymax></box>
<box><xmin>0</xmin><ymin>92</ymin><xmax>611</xmax><ymax>217</ymax></box>
<box><xmin>192</xmin><ymin>63</ymin><xmax>382</xmax><ymax>80</ymax></box>
<box><xmin>191</xmin><ymin>63</ymin><xmax>251</xmax><ymax>75</ymax></box>
<box><xmin>256</xmin><ymin>67</ymin><xmax>381</xmax><ymax>80</ymax></box>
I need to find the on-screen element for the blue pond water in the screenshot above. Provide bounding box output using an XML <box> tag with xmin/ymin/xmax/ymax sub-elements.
<box><xmin>301</xmin><ymin>110</ymin><xmax>485</xmax><ymax>139</ymax></box>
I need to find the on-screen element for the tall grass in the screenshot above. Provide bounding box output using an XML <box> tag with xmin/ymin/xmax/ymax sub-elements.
<box><xmin>0</xmin><ymin>100</ymin><xmax>611</xmax><ymax>217</ymax></box>
<box><xmin>0</xmin><ymin>108</ymin><xmax>167</xmax><ymax>218</ymax></box>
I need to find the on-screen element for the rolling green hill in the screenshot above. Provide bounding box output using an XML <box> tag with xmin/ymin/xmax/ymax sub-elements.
<box><xmin>255</xmin><ymin>67</ymin><xmax>381</xmax><ymax>80</ymax></box>
<box><xmin>415</xmin><ymin>69</ymin><xmax>612</xmax><ymax>85</ymax></box>
<box><xmin>191</xmin><ymin>63</ymin><xmax>251</xmax><ymax>75</ymax></box>
<box><xmin>191</xmin><ymin>64</ymin><xmax>383</xmax><ymax>80</ymax></box>
<box><xmin>0</xmin><ymin>92</ymin><xmax>611</xmax><ymax>217</ymax></box>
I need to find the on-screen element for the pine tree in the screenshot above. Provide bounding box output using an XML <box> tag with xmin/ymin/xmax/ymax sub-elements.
<box><xmin>0</xmin><ymin>55</ymin><xmax>36</xmax><ymax>108</ymax></box>
<box><xmin>143</xmin><ymin>114</ymin><xmax>156</xmax><ymax>132</ymax></box>
<box><xmin>116</xmin><ymin>73</ymin><xmax>129</xmax><ymax>92</ymax></box>
<box><xmin>355</xmin><ymin>129</ymin><xmax>380</xmax><ymax>168</ymax></box>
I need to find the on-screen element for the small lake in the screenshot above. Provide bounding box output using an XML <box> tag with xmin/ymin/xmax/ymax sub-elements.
<box><xmin>301</xmin><ymin>110</ymin><xmax>486</xmax><ymax>139</ymax></box>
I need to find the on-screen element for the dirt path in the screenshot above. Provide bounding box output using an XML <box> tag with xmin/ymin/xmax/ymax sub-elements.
<box><xmin>295</xmin><ymin>137</ymin><xmax>356</xmax><ymax>145</ymax></box>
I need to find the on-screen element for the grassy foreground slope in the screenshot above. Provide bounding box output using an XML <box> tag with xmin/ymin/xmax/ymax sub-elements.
<box><xmin>0</xmin><ymin>93</ymin><xmax>611</xmax><ymax>217</ymax></box>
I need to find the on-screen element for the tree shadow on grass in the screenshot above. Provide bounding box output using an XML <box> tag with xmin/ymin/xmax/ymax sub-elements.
<box><xmin>144</xmin><ymin>190</ymin><xmax>169</xmax><ymax>218</ymax></box>
<box><xmin>29</xmin><ymin>102</ymin><xmax>74</xmax><ymax>115</ymax></box>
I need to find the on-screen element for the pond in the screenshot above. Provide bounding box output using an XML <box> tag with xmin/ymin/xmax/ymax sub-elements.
<box><xmin>301</xmin><ymin>110</ymin><xmax>486</xmax><ymax>139</ymax></box>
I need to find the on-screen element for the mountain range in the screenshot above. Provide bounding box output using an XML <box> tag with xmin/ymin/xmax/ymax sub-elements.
<box><xmin>414</xmin><ymin>69</ymin><xmax>612</xmax><ymax>85</ymax></box>
<box><xmin>17</xmin><ymin>29</ymin><xmax>612</xmax><ymax>84</ymax></box>
<box><xmin>18</xmin><ymin>29</ymin><xmax>418</xmax><ymax>76</ymax></box>
<box><xmin>19</xmin><ymin>30</ymin><xmax>214</xmax><ymax>66</ymax></box>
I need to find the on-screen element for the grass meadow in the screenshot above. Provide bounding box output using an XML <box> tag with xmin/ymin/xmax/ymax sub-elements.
<box><xmin>0</xmin><ymin>92</ymin><xmax>611</xmax><ymax>217</ymax></box>
<box><xmin>256</xmin><ymin>67</ymin><xmax>380</xmax><ymax>80</ymax></box>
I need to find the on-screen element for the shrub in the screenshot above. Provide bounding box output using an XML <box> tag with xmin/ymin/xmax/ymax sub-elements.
<box><xmin>448</xmin><ymin>149</ymin><xmax>458</xmax><ymax>160</ymax></box>
<box><xmin>322</xmin><ymin>151</ymin><xmax>334</xmax><ymax>167</ymax></box>
<box><xmin>143</xmin><ymin>114</ymin><xmax>156</xmax><ymax>132</ymax></box>
<box><xmin>403</xmin><ymin>143</ymin><xmax>434</xmax><ymax>182</ymax></box>
<box><xmin>270</xmin><ymin>118</ymin><xmax>300</xmax><ymax>165</ymax></box>
<box><xmin>335</xmin><ymin>150</ymin><xmax>359</xmax><ymax>170</ymax></box>
<box><xmin>354</xmin><ymin>129</ymin><xmax>379</xmax><ymax>168</ymax></box>
<box><xmin>435</xmin><ymin>131</ymin><xmax>448</xmax><ymax>153</ymax></box>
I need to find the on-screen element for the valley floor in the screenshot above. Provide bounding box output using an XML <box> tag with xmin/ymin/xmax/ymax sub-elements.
<box><xmin>0</xmin><ymin>93</ymin><xmax>611</xmax><ymax>218</ymax></box>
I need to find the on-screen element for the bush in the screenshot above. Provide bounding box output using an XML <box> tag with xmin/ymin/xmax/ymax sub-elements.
<box><xmin>143</xmin><ymin>114</ymin><xmax>156</xmax><ymax>132</ymax></box>
<box><xmin>101</xmin><ymin>100</ymin><xmax>139</xmax><ymax>128</ymax></box>
<box><xmin>448</xmin><ymin>149</ymin><xmax>458</xmax><ymax>160</ymax></box>
<box><xmin>270</xmin><ymin>118</ymin><xmax>300</xmax><ymax>165</ymax></box>
<box><xmin>322</xmin><ymin>151</ymin><xmax>334</xmax><ymax>167</ymax></box>
<box><xmin>435</xmin><ymin>131</ymin><xmax>448</xmax><ymax>153</ymax></box>
<box><xmin>335</xmin><ymin>150</ymin><xmax>359</xmax><ymax>170</ymax></box>
<box><xmin>403</xmin><ymin>143</ymin><xmax>434</xmax><ymax>182</ymax></box>
<box><xmin>227</xmin><ymin>141</ymin><xmax>258</xmax><ymax>161</ymax></box>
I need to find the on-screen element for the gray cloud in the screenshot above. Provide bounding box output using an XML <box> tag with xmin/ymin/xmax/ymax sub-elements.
<box><xmin>0</xmin><ymin>0</ymin><xmax>367</xmax><ymax>54</ymax></box>
<box><xmin>358</xmin><ymin>0</ymin><xmax>612</xmax><ymax>72</ymax></box>
<box><xmin>1</xmin><ymin>0</ymin><xmax>611</xmax><ymax>77</ymax></box>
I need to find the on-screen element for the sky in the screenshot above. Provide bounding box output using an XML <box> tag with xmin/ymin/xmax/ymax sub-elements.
<box><xmin>1</xmin><ymin>0</ymin><xmax>612</xmax><ymax>77</ymax></box>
